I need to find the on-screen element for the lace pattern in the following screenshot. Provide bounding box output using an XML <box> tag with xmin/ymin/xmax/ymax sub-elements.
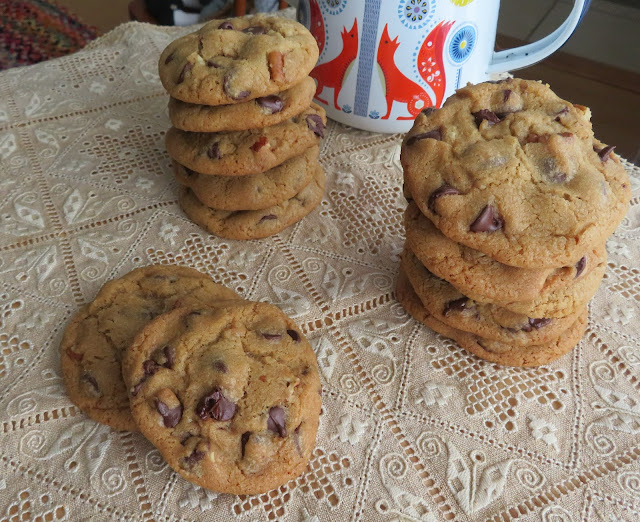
<box><xmin>1</xmin><ymin>22</ymin><xmax>640</xmax><ymax>521</ymax></box>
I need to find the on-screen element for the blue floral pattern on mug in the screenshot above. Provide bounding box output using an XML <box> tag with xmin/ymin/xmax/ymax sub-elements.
<box><xmin>342</xmin><ymin>104</ymin><xmax>352</xmax><ymax>114</ymax></box>
<box><xmin>369</xmin><ymin>110</ymin><xmax>380</xmax><ymax>119</ymax></box>
<box><xmin>448</xmin><ymin>23</ymin><xmax>477</xmax><ymax>65</ymax></box>
<box><xmin>398</xmin><ymin>0</ymin><xmax>435</xmax><ymax>30</ymax></box>
<box><xmin>322</xmin><ymin>0</ymin><xmax>347</xmax><ymax>16</ymax></box>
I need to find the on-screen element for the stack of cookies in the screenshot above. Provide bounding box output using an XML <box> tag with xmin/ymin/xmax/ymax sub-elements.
<box><xmin>158</xmin><ymin>15</ymin><xmax>326</xmax><ymax>240</ymax></box>
<box><xmin>398</xmin><ymin>79</ymin><xmax>631</xmax><ymax>367</ymax></box>
<box><xmin>60</xmin><ymin>265</ymin><xmax>322</xmax><ymax>494</ymax></box>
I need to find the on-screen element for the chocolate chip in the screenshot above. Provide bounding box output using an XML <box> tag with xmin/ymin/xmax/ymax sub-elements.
<box><xmin>240</xmin><ymin>431</ymin><xmax>251</xmax><ymax>458</ymax></box>
<box><xmin>521</xmin><ymin>317</ymin><xmax>552</xmax><ymax>332</ymax></box>
<box><xmin>207</xmin><ymin>142</ymin><xmax>221</xmax><ymax>160</ymax></box>
<box><xmin>179</xmin><ymin>432</ymin><xmax>193</xmax><ymax>445</ymax></box>
<box><xmin>213</xmin><ymin>360</ymin><xmax>228</xmax><ymax>373</ymax></box>
<box><xmin>259</xmin><ymin>214</ymin><xmax>277</xmax><ymax>222</ymax></box>
<box><xmin>251</xmin><ymin>136</ymin><xmax>268</xmax><ymax>152</ymax></box>
<box><xmin>218</xmin><ymin>21</ymin><xmax>233</xmax><ymax>30</ymax></box>
<box><xmin>164</xmin><ymin>52</ymin><xmax>175</xmax><ymax>65</ymax></box>
<box><xmin>131</xmin><ymin>380</ymin><xmax>145</xmax><ymax>397</ymax></box>
<box><xmin>182</xmin><ymin>449</ymin><xmax>205</xmax><ymax>469</ymax></box>
<box><xmin>470</xmin><ymin>205</ymin><xmax>503</xmax><ymax>232</ymax></box>
<box><xmin>525</xmin><ymin>133</ymin><xmax>542</xmax><ymax>144</ymax></box>
<box><xmin>550</xmin><ymin>172</ymin><xmax>567</xmax><ymax>183</ymax></box>
<box><xmin>256</xmin><ymin>95</ymin><xmax>284</xmax><ymax>114</ymax></box>
<box><xmin>427</xmin><ymin>185</ymin><xmax>459</xmax><ymax>214</ymax></box>
<box><xmin>559</xmin><ymin>132</ymin><xmax>573</xmax><ymax>138</ymax></box>
<box><xmin>262</xmin><ymin>332</ymin><xmax>283</xmax><ymax>341</ymax></box>
<box><xmin>198</xmin><ymin>37</ymin><xmax>203</xmax><ymax>53</ymax></box>
<box><xmin>243</xmin><ymin>26</ymin><xmax>267</xmax><ymax>35</ymax></box>
<box><xmin>196</xmin><ymin>388</ymin><xmax>236</xmax><ymax>421</ymax></box>
<box><xmin>156</xmin><ymin>399</ymin><xmax>182</xmax><ymax>428</ymax></box>
<box><xmin>206</xmin><ymin>60</ymin><xmax>220</xmax><ymax>68</ymax></box>
<box><xmin>163</xmin><ymin>346</ymin><xmax>175</xmax><ymax>369</ymax></box>
<box><xmin>443</xmin><ymin>297</ymin><xmax>468</xmax><ymax>317</ymax></box>
<box><xmin>287</xmin><ymin>329</ymin><xmax>300</xmax><ymax>342</ymax></box>
<box><xmin>267</xmin><ymin>406</ymin><xmax>287</xmax><ymax>437</ymax></box>
<box><xmin>421</xmin><ymin>107</ymin><xmax>437</xmax><ymax>117</ymax></box>
<box><xmin>184</xmin><ymin>167</ymin><xmax>196</xmax><ymax>177</ymax></box>
<box><xmin>301</xmin><ymin>365</ymin><xmax>310</xmax><ymax>376</ymax></box>
<box><xmin>503</xmin><ymin>89</ymin><xmax>512</xmax><ymax>102</ymax></box>
<box><xmin>473</xmin><ymin>109</ymin><xmax>501</xmax><ymax>126</ymax></box>
<box><xmin>595</xmin><ymin>145</ymin><xmax>615</xmax><ymax>162</ymax></box>
<box><xmin>177</xmin><ymin>62</ymin><xmax>192</xmax><ymax>84</ymax></box>
<box><xmin>80</xmin><ymin>372</ymin><xmax>100</xmax><ymax>395</ymax></box>
<box><xmin>406</xmin><ymin>129</ymin><xmax>442</xmax><ymax>146</ymax></box>
<box><xmin>306</xmin><ymin>114</ymin><xmax>325</xmax><ymax>138</ymax></box>
<box><xmin>143</xmin><ymin>359</ymin><xmax>160</xmax><ymax>376</ymax></box>
<box><xmin>575</xmin><ymin>256</ymin><xmax>586</xmax><ymax>278</ymax></box>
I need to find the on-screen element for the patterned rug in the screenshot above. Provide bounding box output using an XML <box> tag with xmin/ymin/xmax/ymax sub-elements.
<box><xmin>0</xmin><ymin>0</ymin><xmax>98</xmax><ymax>70</ymax></box>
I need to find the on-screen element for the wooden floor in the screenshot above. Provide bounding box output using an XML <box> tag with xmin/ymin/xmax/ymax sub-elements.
<box><xmin>56</xmin><ymin>0</ymin><xmax>640</xmax><ymax>163</ymax></box>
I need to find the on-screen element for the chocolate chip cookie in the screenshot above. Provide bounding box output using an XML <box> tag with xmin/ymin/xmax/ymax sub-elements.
<box><xmin>401</xmin><ymin>79</ymin><xmax>631</xmax><ymax>268</ymax></box>
<box><xmin>122</xmin><ymin>302</ymin><xmax>322</xmax><ymax>495</ymax></box>
<box><xmin>60</xmin><ymin>265</ymin><xmax>240</xmax><ymax>431</ymax></box>
<box><xmin>405</xmin><ymin>202</ymin><xmax>606</xmax><ymax>304</ymax></box>
<box><xmin>396</xmin><ymin>270</ymin><xmax>587</xmax><ymax>367</ymax></box>
<box><xmin>173</xmin><ymin>145</ymin><xmax>319</xmax><ymax>211</ymax></box>
<box><xmin>158</xmin><ymin>15</ymin><xmax>319</xmax><ymax>106</ymax></box>
<box><xmin>401</xmin><ymin>246</ymin><xmax>583</xmax><ymax>346</ymax></box>
<box><xmin>179</xmin><ymin>164</ymin><xmax>325</xmax><ymax>240</ymax></box>
<box><xmin>165</xmin><ymin>104</ymin><xmax>326</xmax><ymax>176</ymax></box>
<box><xmin>169</xmin><ymin>76</ymin><xmax>316</xmax><ymax>132</ymax></box>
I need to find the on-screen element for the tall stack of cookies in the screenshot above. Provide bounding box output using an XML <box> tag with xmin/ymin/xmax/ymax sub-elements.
<box><xmin>398</xmin><ymin>79</ymin><xmax>631</xmax><ymax>367</ymax></box>
<box><xmin>158</xmin><ymin>15</ymin><xmax>326</xmax><ymax>240</ymax></box>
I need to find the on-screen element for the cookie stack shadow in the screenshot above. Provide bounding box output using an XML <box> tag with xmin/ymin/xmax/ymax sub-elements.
<box><xmin>158</xmin><ymin>15</ymin><xmax>326</xmax><ymax>240</ymax></box>
<box><xmin>397</xmin><ymin>79</ymin><xmax>631</xmax><ymax>367</ymax></box>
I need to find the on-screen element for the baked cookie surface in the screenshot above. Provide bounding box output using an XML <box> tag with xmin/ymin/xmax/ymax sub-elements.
<box><xmin>401</xmin><ymin>79</ymin><xmax>630</xmax><ymax>268</ymax></box>
<box><xmin>122</xmin><ymin>302</ymin><xmax>322</xmax><ymax>494</ymax></box>
<box><xmin>396</xmin><ymin>270</ymin><xmax>587</xmax><ymax>367</ymax></box>
<box><xmin>401</xmin><ymin>247</ymin><xmax>583</xmax><ymax>346</ymax></box>
<box><xmin>165</xmin><ymin>103</ymin><xmax>326</xmax><ymax>176</ymax></box>
<box><xmin>179</xmin><ymin>163</ymin><xmax>325</xmax><ymax>240</ymax></box>
<box><xmin>158</xmin><ymin>14</ymin><xmax>319</xmax><ymax>105</ymax></box>
<box><xmin>173</xmin><ymin>145</ymin><xmax>319</xmax><ymax>211</ymax></box>
<box><xmin>169</xmin><ymin>76</ymin><xmax>316</xmax><ymax>132</ymax></box>
<box><xmin>60</xmin><ymin>265</ymin><xmax>240</xmax><ymax>431</ymax></box>
<box><xmin>405</xmin><ymin>202</ymin><xmax>605</xmax><ymax>304</ymax></box>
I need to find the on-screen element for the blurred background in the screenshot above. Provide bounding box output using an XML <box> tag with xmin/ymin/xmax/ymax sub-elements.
<box><xmin>2</xmin><ymin>0</ymin><xmax>638</xmax><ymax>162</ymax></box>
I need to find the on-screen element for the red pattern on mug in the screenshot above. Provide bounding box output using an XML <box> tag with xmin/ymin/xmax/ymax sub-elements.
<box><xmin>309</xmin><ymin>0</ymin><xmax>325</xmax><ymax>56</ymax></box>
<box><xmin>377</xmin><ymin>24</ymin><xmax>432</xmax><ymax>120</ymax></box>
<box><xmin>417</xmin><ymin>21</ymin><xmax>455</xmax><ymax>108</ymax></box>
<box><xmin>311</xmin><ymin>19</ymin><xmax>358</xmax><ymax>111</ymax></box>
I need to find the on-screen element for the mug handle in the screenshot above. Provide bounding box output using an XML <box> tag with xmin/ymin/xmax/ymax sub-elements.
<box><xmin>487</xmin><ymin>0</ymin><xmax>590</xmax><ymax>74</ymax></box>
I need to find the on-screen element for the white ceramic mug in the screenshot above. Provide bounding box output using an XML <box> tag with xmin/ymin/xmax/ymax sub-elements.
<box><xmin>291</xmin><ymin>0</ymin><xmax>589</xmax><ymax>133</ymax></box>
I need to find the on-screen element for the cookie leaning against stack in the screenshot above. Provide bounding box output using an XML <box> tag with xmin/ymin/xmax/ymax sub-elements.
<box><xmin>60</xmin><ymin>264</ymin><xmax>322</xmax><ymax>494</ymax></box>
<box><xmin>159</xmin><ymin>14</ymin><xmax>326</xmax><ymax>240</ymax></box>
<box><xmin>398</xmin><ymin>79</ymin><xmax>631</xmax><ymax>367</ymax></box>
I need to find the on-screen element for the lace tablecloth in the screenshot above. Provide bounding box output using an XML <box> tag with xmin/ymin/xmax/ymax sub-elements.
<box><xmin>1</xmin><ymin>22</ymin><xmax>639</xmax><ymax>522</ymax></box>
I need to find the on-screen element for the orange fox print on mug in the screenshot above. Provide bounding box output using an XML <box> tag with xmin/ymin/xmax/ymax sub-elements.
<box><xmin>295</xmin><ymin>0</ymin><xmax>589</xmax><ymax>133</ymax></box>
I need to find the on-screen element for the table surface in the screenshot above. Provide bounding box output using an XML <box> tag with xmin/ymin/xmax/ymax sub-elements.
<box><xmin>1</xmin><ymin>22</ymin><xmax>640</xmax><ymax>522</ymax></box>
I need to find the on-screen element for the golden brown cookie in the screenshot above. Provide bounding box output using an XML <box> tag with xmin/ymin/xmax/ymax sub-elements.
<box><xmin>60</xmin><ymin>265</ymin><xmax>241</xmax><ymax>431</ymax></box>
<box><xmin>158</xmin><ymin>15</ymin><xmax>319</xmax><ymax>105</ymax></box>
<box><xmin>405</xmin><ymin>203</ymin><xmax>607</xmax><ymax>317</ymax></box>
<box><xmin>172</xmin><ymin>145</ymin><xmax>319</xmax><ymax>211</ymax></box>
<box><xmin>179</xmin><ymin>164</ymin><xmax>325</xmax><ymax>240</ymax></box>
<box><xmin>401</xmin><ymin>246</ymin><xmax>582</xmax><ymax>346</ymax></box>
<box><xmin>168</xmin><ymin>76</ymin><xmax>316</xmax><ymax>132</ymax></box>
<box><xmin>396</xmin><ymin>270</ymin><xmax>587</xmax><ymax>367</ymax></box>
<box><xmin>401</xmin><ymin>79</ymin><xmax>630</xmax><ymax>268</ymax></box>
<box><xmin>165</xmin><ymin>104</ymin><xmax>325</xmax><ymax>176</ymax></box>
<box><xmin>122</xmin><ymin>302</ymin><xmax>322</xmax><ymax>494</ymax></box>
